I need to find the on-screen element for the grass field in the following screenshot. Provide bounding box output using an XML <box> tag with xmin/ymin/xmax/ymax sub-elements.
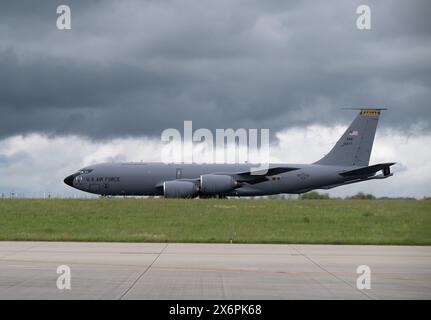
<box><xmin>0</xmin><ymin>199</ymin><xmax>430</xmax><ymax>245</ymax></box>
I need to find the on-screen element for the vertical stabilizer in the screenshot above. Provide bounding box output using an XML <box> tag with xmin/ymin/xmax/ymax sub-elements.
<box><xmin>315</xmin><ymin>109</ymin><xmax>384</xmax><ymax>167</ymax></box>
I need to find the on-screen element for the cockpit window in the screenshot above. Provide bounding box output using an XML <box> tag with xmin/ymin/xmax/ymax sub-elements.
<box><xmin>78</xmin><ymin>169</ymin><xmax>93</xmax><ymax>174</ymax></box>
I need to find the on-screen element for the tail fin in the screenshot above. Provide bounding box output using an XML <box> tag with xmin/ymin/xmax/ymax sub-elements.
<box><xmin>315</xmin><ymin>109</ymin><xmax>384</xmax><ymax>167</ymax></box>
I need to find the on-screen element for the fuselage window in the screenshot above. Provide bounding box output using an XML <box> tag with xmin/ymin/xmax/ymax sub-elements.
<box><xmin>176</xmin><ymin>168</ymin><xmax>182</xmax><ymax>179</ymax></box>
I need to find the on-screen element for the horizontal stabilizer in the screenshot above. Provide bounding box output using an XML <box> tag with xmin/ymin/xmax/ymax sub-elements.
<box><xmin>340</xmin><ymin>162</ymin><xmax>395</xmax><ymax>177</ymax></box>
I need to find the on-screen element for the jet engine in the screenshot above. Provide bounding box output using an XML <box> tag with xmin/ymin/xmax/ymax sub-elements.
<box><xmin>200</xmin><ymin>174</ymin><xmax>237</xmax><ymax>195</ymax></box>
<box><xmin>163</xmin><ymin>180</ymin><xmax>199</xmax><ymax>198</ymax></box>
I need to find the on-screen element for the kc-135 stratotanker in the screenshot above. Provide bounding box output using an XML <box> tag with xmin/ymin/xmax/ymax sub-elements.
<box><xmin>64</xmin><ymin>109</ymin><xmax>394</xmax><ymax>198</ymax></box>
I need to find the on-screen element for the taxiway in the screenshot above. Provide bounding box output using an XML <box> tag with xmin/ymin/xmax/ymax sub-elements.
<box><xmin>0</xmin><ymin>242</ymin><xmax>430</xmax><ymax>299</ymax></box>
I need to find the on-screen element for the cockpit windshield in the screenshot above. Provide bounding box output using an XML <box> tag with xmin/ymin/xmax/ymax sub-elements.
<box><xmin>77</xmin><ymin>169</ymin><xmax>93</xmax><ymax>174</ymax></box>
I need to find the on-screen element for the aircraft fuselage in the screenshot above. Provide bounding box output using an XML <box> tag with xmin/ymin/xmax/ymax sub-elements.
<box><xmin>64</xmin><ymin>162</ymin><xmax>371</xmax><ymax>197</ymax></box>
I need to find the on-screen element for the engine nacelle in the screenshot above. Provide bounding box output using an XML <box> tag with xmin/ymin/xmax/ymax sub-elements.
<box><xmin>163</xmin><ymin>180</ymin><xmax>199</xmax><ymax>198</ymax></box>
<box><xmin>200</xmin><ymin>174</ymin><xmax>236</xmax><ymax>195</ymax></box>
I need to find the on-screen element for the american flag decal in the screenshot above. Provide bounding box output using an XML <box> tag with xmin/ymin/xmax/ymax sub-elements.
<box><xmin>349</xmin><ymin>130</ymin><xmax>359</xmax><ymax>136</ymax></box>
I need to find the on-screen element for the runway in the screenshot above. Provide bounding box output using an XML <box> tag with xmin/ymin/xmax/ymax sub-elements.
<box><xmin>0</xmin><ymin>241</ymin><xmax>430</xmax><ymax>299</ymax></box>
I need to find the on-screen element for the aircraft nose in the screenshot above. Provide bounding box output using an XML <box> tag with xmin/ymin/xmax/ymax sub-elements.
<box><xmin>64</xmin><ymin>174</ymin><xmax>75</xmax><ymax>187</ymax></box>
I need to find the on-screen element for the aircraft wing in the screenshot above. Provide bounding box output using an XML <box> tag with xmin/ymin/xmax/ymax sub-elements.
<box><xmin>156</xmin><ymin>166</ymin><xmax>300</xmax><ymax>188</ymax></box>
<box><xmin>232</xmin><ymin>167</ymin><xmax>300</xmax><ymax>184</ymax></box>
<box><xmin>340</xmin><ymin>162</ymin><xmax>396</xmax><ymax>177</ymax></box>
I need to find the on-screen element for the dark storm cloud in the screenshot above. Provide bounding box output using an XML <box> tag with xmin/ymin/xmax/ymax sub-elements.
<box><xmin>0</xmin><ymin>0</ymin><xmax>430</xmax><ymax>140</ymax></box>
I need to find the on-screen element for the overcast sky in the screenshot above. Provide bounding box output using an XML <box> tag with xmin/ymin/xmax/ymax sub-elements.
<box><xmin>0</xmin><ymin>0</ymin><xmax>430</xmax><ymax>198</ymax></box>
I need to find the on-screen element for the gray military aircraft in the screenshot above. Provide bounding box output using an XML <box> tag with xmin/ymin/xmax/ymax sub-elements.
<box><xmin>64</xmin><ymin>109</ymin><xmax>394</xmax><ymax>198</ymax></box>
